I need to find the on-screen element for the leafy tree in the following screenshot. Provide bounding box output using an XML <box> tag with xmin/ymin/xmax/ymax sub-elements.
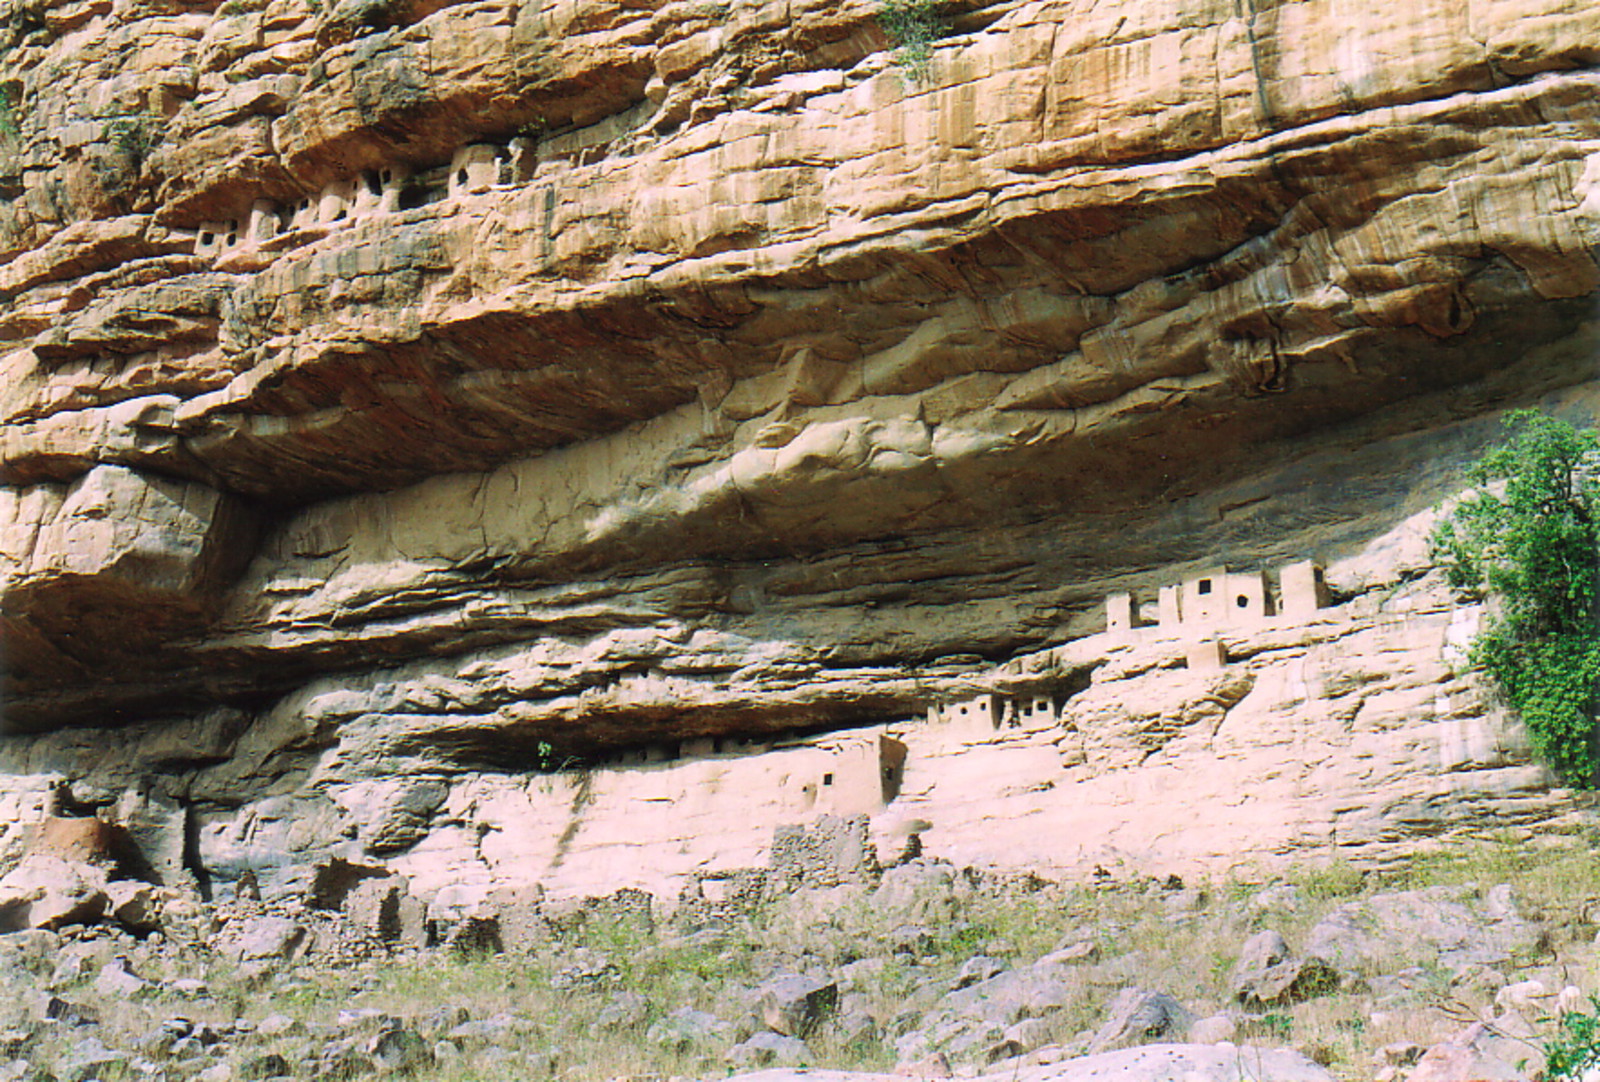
<box><xmin>1431</xmin><ymin>410</ymin><xmax>1600</xmax><ymax>784</ymax></box>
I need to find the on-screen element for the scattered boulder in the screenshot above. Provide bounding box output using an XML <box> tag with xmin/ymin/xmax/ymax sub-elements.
<box><xmin>0</xmin><ymin>857</ymin><xmax>109</xmax><ymax>932</ymax></box>
<box><xmin>871</xmin><ymin>862</ymin><xmax>961</xmax><ymax>925</ymax></box>
<box><xmin>596</xmin><ymin>991</ymin><xmax>652</xmax><ymax>1031</ymax></box>
<box><xmin>1039</xmin><ymin>940</ymin><xmax>1100</xmax><ymax>966</ymax></box>
<box><xmin>1000</xmin><ymin>1017</ymin><xmax>1052</xmax><ymax>1055</ymax></box>
<box><xmin>1232</xmin><ymin>929</ymin><xmax>1290</xmax><ymax>977</ymax></box>
<box><xmin>550</xmin><ymin>947</ymin><xmax>617</xmax><ymax>990</ymax></box>
<box><xmin>647</xmin><ymin>1007</ymin><xmax>735</xmax><ymax>1050</ymax></box>
<box><xmin>41</xmin><ymin>996</ymin><xmax>99</xmax><ymax>1027</ymax></box>
<box><xmin>1374</xmin><ymin>1040</ymin><xmax>1425</xmax><ymax>1068</ymax></box>
<box><xmin>1188</xmin><ymin>1015</ymin><xmax>1238</xmax><ymax>1044</ymax></box>
<box><xmin>91</xmin><ymin>957</ymin><xmax>150</xmax><ymax>998</ymax></box>
<box><xmin>727</xmin><ymin>1032</ymin><xmax>813</xmax><ymax>1068</ymax></box>
<box><xmin>1230</xmin><ymin>929</ymin><xmax>1339</xmax><ymax>1008</ymax></box>
<box><xmin>444</xmin><ymin>1017</ymin><xmax>517</xmax><ymax>1051</ymax></box>
<box><xmin>256</xmin><ymin>1013</ymin><xmax>302</xmax><ymax>1039</ymax></box>
<box><xmin>1406</xmin><ymin>1020</ymin><xmax>1541</xmax><ymax>1082</ymax></box>
<box><xmin>954</xmin><ymin>956</ymin><xmax>1006</xmax><ymax>989</ymax></box>
<box><xmin>886</xmin><ymin>924</ymin><xmax>934</xmax><ymax>956</ymax></box>
<box><xmin>59</xmin><ymin>1035</ymin><xmax>128</xmax><ymax>1082</ymax></box>
<box><xmin>757</xmin><ymin>974</ymin><xmax>838</xmax><ymax>1037</ymax></box>
<box><xmin>103</xmin><ymin>880</ymin><xmax>169</xmax><ymax>933</ymax></box>
<box><xmin>1305</xmin><ymin>886</ymin><xmax>1546</xmax><ymax>972</ymax></box>
<box><xmin>1248</xmin><ymin>884</ymin><xmax>1306</xmax><ymax>916</ymax></box>
<box><xmin>897</xmin><ymin>1051</ymin><xmax>952</xmax><ymax>1077</ymax></box>
<box><xmin>833</xmin><ymin>1009</ymin><xmax>879</xmax><ymax>1045</ymax></box>
<box><xmin>1087</xmin><ymin>988</ymin><xmax>1195</xmax><ymax>1054</ymax></box>
<box><xmin>224</xmin><ymin>916</ymin><xmax>305</xmax><ymax>961</ymax></box>
<box><xmin>238</xmin><ymin>1052</ymin><xmax>293</xmax><ymax>1080</ymax></box>
<box><xmin>895</xmin><ymin>1017</ymin><xmax>1008</xmax><ymax>1067</ymax></box>
<box><xmin>0</xmin><ymin>930</ymin><xmax>61</xmax><ymax>976</ymax></box>
<box><xmin>368</xmin><ymin>1026</ymin><xmax>434</xmax><ymax>1073</ymax></box>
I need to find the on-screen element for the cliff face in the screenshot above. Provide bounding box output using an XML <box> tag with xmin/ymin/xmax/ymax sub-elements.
<box><xmin>1</xmin><ymin>0</ymin><xmax>1598</xmax><ymax>897</ymax></box>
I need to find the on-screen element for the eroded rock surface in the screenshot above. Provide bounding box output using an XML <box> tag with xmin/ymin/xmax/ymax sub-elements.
<box><xmin>1</xmin><ymin>0</ymin><xmax>1599</xmax><ymax>894</ymax></box>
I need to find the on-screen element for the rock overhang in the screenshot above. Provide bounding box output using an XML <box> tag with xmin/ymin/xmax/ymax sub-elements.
<box><xmin>2</xmin><ymin>0</ymin><xmax>1600</xmax><ymax>741</ymax></box>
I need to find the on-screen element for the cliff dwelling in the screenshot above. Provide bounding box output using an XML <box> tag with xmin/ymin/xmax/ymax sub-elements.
<box><xmin>1109</xmin><ymin>560</ymin><xmax>1329</xmax><ymax>639</ymax></box>
<box><xmin>0</xmin><ymin>0</ymin><xmax>1595</xmax><ymax>1018</ymax></box>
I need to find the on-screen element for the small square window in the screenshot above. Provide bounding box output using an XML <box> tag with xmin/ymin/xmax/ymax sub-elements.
<box><xmin>1198</xmin><ymin>579</ymin><xmax>1213</xmax><ymax>595</ymax></box>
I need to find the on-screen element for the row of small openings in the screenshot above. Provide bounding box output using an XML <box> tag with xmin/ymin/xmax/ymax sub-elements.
<box><xmin>198</xmin><ymin>224</ymin><xmax>240</xmax><ymax>248</ymax></box>
<box><xmin>602</xmin><ymin>732</ymin><xmax>781</xmax><ymax>766</ymax></box>
<box><xmin>1193</xmin><ymin>566</ymin><xmax>1323</xmax><ymax>609</ymax></box>
<box><xmin>196</xmin><ymin>146</ymin><xmax>510</xmax><ymax>260</ymax></box>
<box><xmin>1192</xmin><ymin>577</ymin><xmax>1256</xmax><ymax>611</ymax></box>
<box><xmin>948</xmin><ymin>696</ymin><xmax>1061</xmax><ymax>715</ymax></box>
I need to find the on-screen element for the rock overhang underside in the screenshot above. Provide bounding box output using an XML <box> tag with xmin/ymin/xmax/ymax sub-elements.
<box><xmin>1</xmin><ymin>0</ymin><xmax>1599</xmax><ymax>890</ymax></box>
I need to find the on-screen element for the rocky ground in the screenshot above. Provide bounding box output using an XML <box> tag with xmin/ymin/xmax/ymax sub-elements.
<box><xmin>1</xmin><ymin>831</ymin><xmax>1597</xmax><ymax>1082</ymax></box>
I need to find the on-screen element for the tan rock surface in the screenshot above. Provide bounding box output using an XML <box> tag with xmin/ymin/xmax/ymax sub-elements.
<box><xmin>1</xmin><ymin>0</ymin><xmax>1598</xmax><ymax>894</ymax></box>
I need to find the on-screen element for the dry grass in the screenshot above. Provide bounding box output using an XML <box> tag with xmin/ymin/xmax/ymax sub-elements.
<box><xmin>30</xmin><ymin>835</ymin><xmax>1600</xmax><ymax>1081</ymax></box>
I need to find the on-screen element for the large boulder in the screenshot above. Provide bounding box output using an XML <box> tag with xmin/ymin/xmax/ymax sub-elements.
<box><xmin>648</xmin><ymin>1007</ymin><xmax>736</xmax><ymax>1051</ymax></box>
<box><xmin>1305</xmin><ymin>886</ymin><xmax>1547</xmax><ymax>973</ymax></box>
<box><xmin>0</xmin><ymin>856</ymin><xmax>109</xmax><ymax>932</ymax></box>
<box><xmin>756</xmin><ymin>975</ymin><xmax>838</xmax><ymax>1037</ymax></box>
<box><xmin>1407</xmin><ymin>1020</ymin><xmax>1541</xmax><ymax>1082</ymax></box>
<box><xmin>868</xmin><ymin>861</ymin><xmax>962</xmax><ymax>925</ymax></box>
<box><xmin>937</xmin><ymin>961</ymin><xmax>1078</xmax><ymax>1027</ymax></box>
<box><xmin>728</xmin><ymin>1033</ymin><xmax>813</xmax><ymax>1069</ymax></box>
<box><xmin>1087</xmin><ymin>988</ymin><xmax>1195</xmax><ymax>1054</ymax></box>
<box><xmin>221</xmin><ymin>915</ymin><xmax>306</xmax><ymax>961</ymax></box>
<box><xmin>103</xmin><ymin>880</ymin><xmax>179</xmax><ymax>934</ymax></box>
<box><xmin>1230</xmin><ymin>929</ymin><xmax>1340</xmax><ymax>1008</ymax></box>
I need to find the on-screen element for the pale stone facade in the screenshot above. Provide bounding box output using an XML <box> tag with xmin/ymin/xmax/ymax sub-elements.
<box><xmin>1107</xmin><ymin>562</ymin><xmax>1328</xmax><ymax>640</ymax></box>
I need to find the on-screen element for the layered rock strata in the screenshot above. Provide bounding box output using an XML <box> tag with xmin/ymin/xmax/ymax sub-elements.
<box><xmin>1</xmin><ymin>0</ymin><xmax>1598</xmax><ymax>895</ymax></box>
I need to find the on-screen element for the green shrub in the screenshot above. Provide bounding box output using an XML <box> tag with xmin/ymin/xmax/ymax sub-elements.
<box><xmin>0</xmin><ymin>86</ymin><xmax>16</xmax><ymax>140</ymax></box>
<box><xmin>1540</xmin><ymin>995</ymin><xmax>1600</xmax><ymax>1080</ymax></box>
<box><xmin>877</xmin><ymin>0</ymin><xmax>943</xmax><ymax>82</ymax></box>
<box><xmin>1431</xmin><ymin>410</ymin><xmax>1600</xmax><ymax>784</ymax></box>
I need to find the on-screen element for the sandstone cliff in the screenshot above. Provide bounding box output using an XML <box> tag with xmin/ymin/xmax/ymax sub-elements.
<box><xmin>1</xmin><ymin>0</ymin><xmax>1598</xmax><ymax>897</ymax></box>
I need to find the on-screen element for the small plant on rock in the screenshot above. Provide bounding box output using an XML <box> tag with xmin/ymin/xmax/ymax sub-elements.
<box><xmin>876</xmin><ymin>0</ymin><xmax>944</xmax><ymax>83</ymax></box>
<box><xmin>1431</xmin><ymin>410</ymin><xmax>1600</xmax><ymax>785</ymax></box>
<box><xmin>0</xmin><ymin>84</ymin><xmax>17</xmax><ymax>140</ymax></box>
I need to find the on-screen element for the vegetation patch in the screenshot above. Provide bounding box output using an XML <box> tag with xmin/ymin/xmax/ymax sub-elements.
<box><xmin>1545</xmin><ymin>995</ymin><xmax>1600</xmax><ymax>1081</ymax></box>
<box><xmin>0</xmin><ymin>83</ymin><xmax>17</xmax><ymax>140</ymax></box>
<box><xmin>876</xmin><ymin>0</ymin><xmax>944</xmax><ymax>83</ymax></box>
<box><xmin>1432</xmin><ymin>410</ymin><xmax>1600</xmax><ymax>785</ymax></box>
